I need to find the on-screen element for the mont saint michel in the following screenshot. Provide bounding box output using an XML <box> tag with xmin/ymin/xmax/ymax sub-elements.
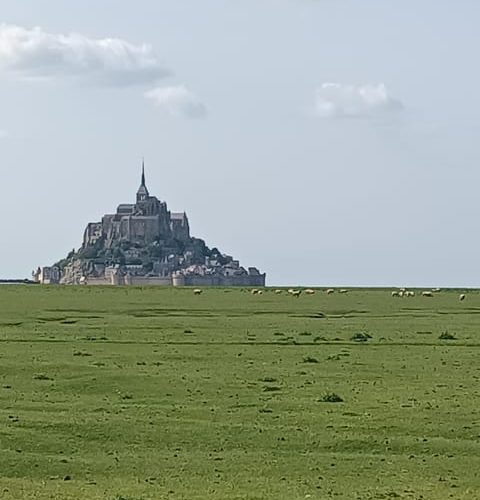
<box><xmin>35</xmin><ymin>164</ymin><xmax>266</xmax><ymax>287</ymax></box>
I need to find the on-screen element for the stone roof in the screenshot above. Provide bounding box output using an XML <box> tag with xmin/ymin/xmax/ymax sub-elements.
<box><xmin>171</xmin><ymin>212</ymin><xmax>187</xmax><ymax>220</ymax></box>
<box><xmin>117</xmin><ymin>204</ymin><xmax>134</xmax><ymax>212</ymax></box>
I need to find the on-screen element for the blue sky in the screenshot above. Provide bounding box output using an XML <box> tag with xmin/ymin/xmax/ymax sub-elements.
<box><xmin>1</xmin><ymin>1</ymin><xmax>479</xmax><ymax>285</ymax></box>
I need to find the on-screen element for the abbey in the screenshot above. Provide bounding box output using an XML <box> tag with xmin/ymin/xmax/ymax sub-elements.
<box><xmin>36</xmin><ymin>164</ymin><xmax>266</xmax><ymax>287</ymax></box>
<box><xmin>84</xmin><ymin>164</ymin><xmax>190</xmax><ymax>249</ymax></box>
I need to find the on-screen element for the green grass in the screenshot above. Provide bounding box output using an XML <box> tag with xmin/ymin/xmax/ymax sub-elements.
<box><xmin>0</xmin><ymin>285</ymin><xmax>479</xmax><ymax>499</ymax></box>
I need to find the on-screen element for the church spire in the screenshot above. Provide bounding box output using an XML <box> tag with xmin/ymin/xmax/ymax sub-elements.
<box><xmin>137</xmin><ymin>158</ymin><xmax>149</xmax><ymax>202</ymax></box>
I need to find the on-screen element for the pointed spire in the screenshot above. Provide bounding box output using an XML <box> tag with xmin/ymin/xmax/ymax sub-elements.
<box><xmin>137</xmin><ymin>157</ymin><xmax>149</xmax><ymax>201</ymax></box>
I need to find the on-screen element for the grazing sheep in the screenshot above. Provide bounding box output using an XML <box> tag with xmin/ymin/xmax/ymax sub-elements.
<box><xmin>459</xmin><ymin>293</ymin><xmax>466</xmax><ymax>301</ymax></box>
<box><xmin>422</xmin><ymin>291</ymin><xmax>433</xmax><ymax>297</ymax></box>
<box><xmin>432</xmin><ymin>288</ymin><xmax>441</xmax><ymax>293</ymax></box>
<box><xmin>251</xmin><ymin>289</ymin><xmax>259</xmax><ymax>295</ymax></box>
<box><xmin>275</xmin><ymin>289</ymin><xmax>283</xmax><ymax>294</ymax></box>
<box><xmin>339</xmin><ymin>289</ymin><xmax>348</xmax><ymax>294</ymax></box>
<box><xmin>398</xmin><ymin>291</ymin><xmax>404</xmax><ymax>298</ymax></box>
<box><xmin>193</xmin><ymin>289</ymin><xmax>203</xmax><ymax>295</ymax></box>
<box><xmin>406</xmin><ymin>291</ymin><xmax>415</xmax><ymax>297</ymax></box>
<box><xmin>391</xmin><ymin>291</ymin><xmax>399</xmax><ymax>297</ymax></box>
<box><xmin>326</xmin><ymin>288</ymin><xmax>335</xmax><ymax>294</ymax></box>
<box><xmin>304</xmin><ymin>289</ymin><xmax>315</xmax><ymax>295</ymax></box>
<box><xmin>291</xmin><ymin>290</ymin><xmax>302</xmax><ymax>298</ymax></box>
<box><xmin>400</xmin><ymin>288</ymin><xmax>406</xmax><ymax>292</ymax></box>
<box><xmin>257</xmin><ymin>290</ymin><xmax>263</xmax><ymax>295</ymax></box>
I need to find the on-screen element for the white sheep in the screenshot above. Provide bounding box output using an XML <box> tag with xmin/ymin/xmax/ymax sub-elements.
<box><xmin>326</xmin><ymin>288</ymin><xmax>335</xmax><ymax>294</ymax></box>
<box><xmin>193</xmin><ymin>289</ymin><xmax>203</xmax><ymax>295</ymax></box>
<box><xmin>422</xmin><ymin>291</ymin><xmax>433</xmax><ymax>297</ymax></box>
<box><xmin>339</xmin><ymin>289</ymin><xmax>348</xmax><ymax>294</ymax></box>
<box><xmin>304</xmin><ymin>289</ymin><xmax>315</xmax><ymax>295</ymax></box>
<box><xmin>275</xmin><ymin>289</ymin><xmax>283</xmax><ymax>294</ymax></box>
<box><xmin>459</xmin><ymin>293</ymin><xmax>466</xmax><ymax>301</ymax></box>
<box><xmin>391</xmin><ymin>291</ymin><xmax>399</xmax><ymax>297</ymax></box>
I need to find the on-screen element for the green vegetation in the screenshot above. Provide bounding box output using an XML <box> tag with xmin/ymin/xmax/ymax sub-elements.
<box><xmin>0</xmin><ymin>285</ymin><xmax>479</xmax><ymax>499</ymax></box>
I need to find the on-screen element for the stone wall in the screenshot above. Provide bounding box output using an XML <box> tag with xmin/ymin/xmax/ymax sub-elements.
<box><xmin>183</xmin><ymin>274</ymin><xmax>266</xmax><ymax>287</ymax></box>
<box><xmin>81</xmin><ymin>273</ymin><xmax>265</xmax><ymax>287</ymax></box>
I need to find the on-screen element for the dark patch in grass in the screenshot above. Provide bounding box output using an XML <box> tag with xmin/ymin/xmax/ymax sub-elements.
<box><xmin>318</xmin><ymin>392</ymin><xmax>343</xmax><ymax>403</ymax></box>
<box><xmin>60</xmin><ymin>320</ymin><xmax>78</xmax><ymax>324</ymax></box>
<box><xmin>73</xmin><ymin>351</ymin><xmax>92</xmax><ymax>357</ymax></box>
<box><xmin>351</xmin><ymin>332</ymin><xmax>372</xmax><ymax>342</ymax></box>
<box><xmin>326</xmin><ymin>354</ymin><xmax>342</xmax><ymax>361</ymax></box>
<box><xmin>262</xmin><ymin>385</ymin><xmax>282</xmax><ymax>392</ymax></box>
<box><xmin>36</xmin><ymin>317</ymin><xmax>67</xmax><ymax>323</ymax></box>
<box><xmin>259</xmin><ymin>408</ymin><xmax>273</xmax><ymax>413</ymax></box>
<box><xmin>439</xmin><ymin>331</ymin><xmax>457</xmax><ymax>340</ymax></box>
<box><xmin>303</xmin><ymin>356</ymin><xmax>319</xmax><ymax>363</ymax></box>
<box><xmin>33</xmin><ymin>373</ymin><xmax>53</xmax><ymax>381</ymax></box>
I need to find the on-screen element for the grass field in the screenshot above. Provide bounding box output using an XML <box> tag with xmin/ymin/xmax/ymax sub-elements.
<box><xmin>0</xmin><ymin>285</ymin><xmax>479</xmax><ymax>499</ymax></box>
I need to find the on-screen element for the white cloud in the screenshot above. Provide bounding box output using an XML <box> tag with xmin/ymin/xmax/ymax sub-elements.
<box><xmin>145</xmin><ymin>85</ymin><xmax>207</xmax><ymax>119</ymax></box>
<box><xmin>315</xmin><ymin>83</ymin><xmax>403</xmax><ymax>119</ymax></box>
<box><xmin>0</xmin><ymin>24</ymin><xmax>169</xmax><ymax>85</ymax></box>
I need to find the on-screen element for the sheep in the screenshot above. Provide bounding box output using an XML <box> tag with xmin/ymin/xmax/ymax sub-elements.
<box><xmin>304</xmin><ymin>289</ymin><xmax>315</xmax><ymax>295</ymax></box>
<box><xmin>257</xmin><ymin>290</ymin><xmax>263</xmax><ymax>295</ymax></box>
<box><xmin>291</xmin><ymin>290</ymin><xmax>302</xmax><ymax>298</ymax></box>
<box><xmin>459</xmin><ymin>293</ymin><xmax>466</xmax><ymax>301</ymax></box>
<box><xmin>398</xmin><ymin>291</ymin><xmax>404</xmax><ymax>298</ymax></box>
<box><xmin>193</xmin><ymin>289</ymin><xmax>203</xmax><ymax>295</ymax></box>
<box><xmin>251</xmin><ymin>289</ymin><xmax>259</xmax><ymax>295</ymax></box>
<box><xmin>391</xmin><ymin>291</ymin><xmax>399</xmax><ymax>297</ymax></box>
<box><xmin>339</xmin><ymin>289</ymin><xmax>348</xmax><ymax>294</ymax></box>
<box><xmin>432</xmin><ymin>288</ymin><xmax>441</xmax><ymax>293</ymax></box>
<box><xmin>406</xmin><ymin>291</ymin><xmax>415</xmax><ymax>297</ymax></box>
<box><xmin>275</xmin><ymin>289</ymin><xmax>283</xmax><ymax>294</ymax></box>
<box><xmin>326</xmin><ymin>288</ymin><xmax>335</xmax><ymax>294</ymax></box>
<box><xmin>422</xmin><ymin>291</ymin><xmax>433</xmax><ymax>297</ymax></box>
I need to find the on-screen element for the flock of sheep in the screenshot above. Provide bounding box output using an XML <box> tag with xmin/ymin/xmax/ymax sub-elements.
<box><xmin>192</xmin><ymin>287</ymin><xmax>467</xmax><ymax>301</ymax></box>
<box><xmin>391</xmin><ymin>287</ymin><xmax>466</xmax><ymax>301</ymax></box>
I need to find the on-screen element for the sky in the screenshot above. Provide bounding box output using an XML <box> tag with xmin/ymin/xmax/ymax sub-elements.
<box><xmin>1</xmin><ymin>0</ymin><xmax>480</xmax><ymax>286</ymax></box>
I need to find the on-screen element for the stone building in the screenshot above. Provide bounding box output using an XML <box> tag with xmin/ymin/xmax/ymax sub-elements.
<box><xmin>40</xmin><ymin>163</ymin><xmax>266</xmax><ymax>287</ymax></box>
<box><xmin>84</xmin><ymin>163</ymin><xmax>190</xmax><ymax>248</ymax></box>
